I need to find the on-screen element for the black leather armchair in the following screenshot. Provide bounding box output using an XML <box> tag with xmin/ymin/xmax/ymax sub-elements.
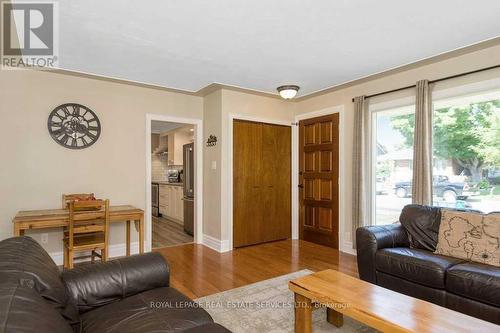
<box><xmin>356</xmin><ymin>205</ymin><xmax>500</xmax><ymax>325</ymax></box>
<box><xmin>0</xmin><ymin>236</ymin><xmax>230</xmax><ymax>333</ymax></box>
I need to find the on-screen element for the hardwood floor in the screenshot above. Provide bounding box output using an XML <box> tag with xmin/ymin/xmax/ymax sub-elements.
<box><xmin>154</xmin><ymin>239</ymin><xmax>357</xmax><ymax>299</ymax></box>
<box><xmin>152</xmin><ymin>216</ymin><xmax>193</xmax><ymax>248</ymax></box>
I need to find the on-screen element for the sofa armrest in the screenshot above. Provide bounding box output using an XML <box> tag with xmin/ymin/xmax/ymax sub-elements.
<box><xmin>62</xmin><ymin>252</ymin><xmax>169</xmax><ymax>313</ymax></box>
<box><xmin>356</xmin><ymin>224</ymin><xmax>409</xmax><ymax>284</ymax></box>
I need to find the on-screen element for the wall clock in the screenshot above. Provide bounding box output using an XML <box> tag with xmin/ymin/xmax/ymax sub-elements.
<box><xmin>47</xmin><ymin>103</ymin><xmax>101</xmax><ymax>149</ymax></box>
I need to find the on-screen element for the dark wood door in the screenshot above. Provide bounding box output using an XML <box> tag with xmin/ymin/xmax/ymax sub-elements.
<box><xmin>299</xmin><ymin>114</ymin><xmax>339</xmax><ymax>248</ymax></box>
<box><xmin>233</xmin><ymin>120</ymin><xmax>291</xmax><ymax>248</ymax></box>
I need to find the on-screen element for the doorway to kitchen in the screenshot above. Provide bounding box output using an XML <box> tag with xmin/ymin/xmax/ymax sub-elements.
<box><xmin>145</xmin><ymin>115</ymin><xmax>203</xmax><ymax>251</ymax></box>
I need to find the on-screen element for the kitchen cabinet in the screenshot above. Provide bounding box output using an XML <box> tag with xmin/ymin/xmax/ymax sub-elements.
<box><xmin>159</xmin><ymin>184</ymin><xmax>169</xmax><ymax>216</ymax></box>
<box><xmin>165</xmin><ymin>128</ymin><xmax>193</xmax><ymax>165</ymax></box>
<box><xmin>158</xmin><ymin>184</ymin><xmax>184</xmax><ymax>222</ymax></box>
<box><xmin>151</xmin><ymin>134</ymin><xmax>160</xmax><ymax>153</ymax></box>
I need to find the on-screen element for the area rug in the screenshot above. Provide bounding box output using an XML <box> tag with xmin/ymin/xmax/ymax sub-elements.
<box><xmin>195</xmin><ymin>270</ymin><xmax>376</xmax><ymax>333</ymax></box>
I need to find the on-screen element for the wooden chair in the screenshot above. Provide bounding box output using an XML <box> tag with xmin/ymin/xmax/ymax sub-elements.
<box><xmin>62</xmin><ymin>193</ymin><xmax>95</xmax><ymax>209</ymax></box>
<box><xmin>63</xmin><ymin>199</ymin><xmax>109</xmax><ymax>269</ymax></box>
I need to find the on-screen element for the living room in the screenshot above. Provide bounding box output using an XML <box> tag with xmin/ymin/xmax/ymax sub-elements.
<box><xmin>0</xmin><ymin>1</ymin><xmax>499</xmax><ymax>332</ymax></box>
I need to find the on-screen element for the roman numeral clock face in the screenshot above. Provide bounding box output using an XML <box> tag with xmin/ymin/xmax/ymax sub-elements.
<box><xmin>47</xmin><ymin>103</ymin><xmax>101</xmax><ymax>149</ymax></box>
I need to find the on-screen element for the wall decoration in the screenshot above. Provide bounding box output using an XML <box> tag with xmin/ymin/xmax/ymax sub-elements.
<box><xmin>47</xmin><ymin>103</ymin><xmax>101</xmax><ymax>149</ymax></box>
<box><xmin>206</xmin><ymin>135</ymin><xmax>217</xmax><ymax>147</ymax></box>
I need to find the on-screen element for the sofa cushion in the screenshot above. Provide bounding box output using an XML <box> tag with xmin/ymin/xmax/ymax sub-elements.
<box><xmin>81</xmin><ymin>287</ymin><xmax>214</xmax><ymax>332</ymax></box>
<box><xmin>0</xmin><ymin>284</ymin><xmax>73</xmax><ymax>333</ymax></box>
<box><xmin>446</xmin><ymin>262</ymin><xmax>500</xmax><ymax>307</ymax></box>
<box><xmin>0</xmin><ymin>236</ymin><xmax>78</xmax><ymax>322</ymax></box>
<box><xmin>399</xmin><ymin>204</ymin><xmax>442</xmax><ymax>251</ymax></box>
<box><xmin>62</xmin><ymin>252</ymin><xmax>169</xmax><ymax>313</ymax></box>
<box><xmin>376</xmin><ymin>248</ymin><xmax>463</xmax><ymax>289</ymax></box>
<box><xmin>435</xmin><ymin>210</ymin><xmax>500</xmax><ymax>267</ymax></box>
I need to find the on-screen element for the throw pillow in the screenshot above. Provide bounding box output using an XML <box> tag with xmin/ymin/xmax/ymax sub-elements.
<box><xmin>435</xmin><ymin>210</ymin><xmax>499</xmax><ymax>267</ymax></box>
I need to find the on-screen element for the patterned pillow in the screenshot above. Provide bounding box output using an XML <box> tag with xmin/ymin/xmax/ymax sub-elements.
<box><xmin>435</xmin><ymin>210</ymin><xmax>499</xmax><ymax>267</ymax></box>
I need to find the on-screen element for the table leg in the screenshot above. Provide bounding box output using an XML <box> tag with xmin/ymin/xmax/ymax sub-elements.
<box><xmin>294</xmin><ymin>293</ymin><xmax>312</xmax><ymax>333</ymax></box>
<box><xmin>327</xmin><ymin>307</ymin><xmax>344</xmax><ymax>328</ymax></box>
<box><xmin>139</xmin><ymin>216</ymin><xmax>144</xmax><ymax>254</ymax></box>
<box><xmin>126</xmin><ymin>220</ymin><xmax>131</xmax><ymax>256</ymax></box>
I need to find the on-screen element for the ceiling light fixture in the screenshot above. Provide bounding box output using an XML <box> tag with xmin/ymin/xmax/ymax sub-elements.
<box><xmin>277</xmin><ymin>85</ymin><xmax>300</xmax><ymax>100</ymax></box>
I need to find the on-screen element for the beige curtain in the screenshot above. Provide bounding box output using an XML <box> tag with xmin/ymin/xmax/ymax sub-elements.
<box><xmin>352</xmin><ymin>96</ymin><xmax>369</xmax><ymax>248</ymax></box>
<box><xmin>412</xmin><ymin>80</ymin><xmax>433</xmax><ymax>205</ymax></box>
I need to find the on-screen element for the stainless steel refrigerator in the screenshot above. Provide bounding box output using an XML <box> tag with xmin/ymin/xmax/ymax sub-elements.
<box><xmin>183</xmin><ymin>143</ymin><xmax>194</xmax><ymax>235</ymax></box>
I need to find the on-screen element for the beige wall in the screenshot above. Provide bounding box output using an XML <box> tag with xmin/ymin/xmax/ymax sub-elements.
<box><xmin>0</xmin><ymin>69</ymin><xmax>203</xmax><ymax>258</ymax></box>
<box><xmin>295</xmin><ymin>42</ymin><xmax>500</xmax><ymax>249</ymax></box>
<box><xmin>203</xmin><ymin>90</ymin><xmax>223</xmax><ymax>239</ymax></box>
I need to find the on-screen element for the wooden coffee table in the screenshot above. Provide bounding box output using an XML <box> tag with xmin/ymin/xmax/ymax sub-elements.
<box><xmin>289</xmin><ymin>269</ymin><xmax>498</xmax><ymax>333</ymax></box>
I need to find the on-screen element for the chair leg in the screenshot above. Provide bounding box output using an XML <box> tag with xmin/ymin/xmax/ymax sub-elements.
<box><xmin>91</xmin><ymin>250</ymin><xmax>95</xmax><ymax>263</ymax></box>
<box><xmin>68</xmin><ymin>249</ymin><xmax>74</xmax><ymax>269</ymax></box>
<box><xmin>101</xmin><ymin>248</ymin><xmax>107</xmax><ymax>262</ymax></box>
<box><xmin>63</xmin><ymin>247</ymin><xmax>68</xmax><ymax>269</ymax></box>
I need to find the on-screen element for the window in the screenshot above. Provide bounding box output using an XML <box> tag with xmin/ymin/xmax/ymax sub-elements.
<box><xmin>368</xmin><ymin>75</ymin><xmax>500</xmax><ymax>226</ymax></box>
<box><xmin>432</xmin><ymin>89</ymin><xmax>500</xmax><ymax>212</ymax></box>
<box><xmin>373</xmin><ymin>104</ymin><xmax>415</xmax><ymax>225</ymax></box>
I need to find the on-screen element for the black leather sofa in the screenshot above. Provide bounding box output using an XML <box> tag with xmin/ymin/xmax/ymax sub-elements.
<box><xmin>356</xmin><ymin>204</ymin><xmax>499</xmax><ymax>325</ymax></box>
<box><xmin>0</xmin><ymin>236</ymin><xmax>230</xmax><ymax>333</ymax></box>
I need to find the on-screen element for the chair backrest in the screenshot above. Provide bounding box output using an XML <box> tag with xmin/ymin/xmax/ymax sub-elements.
<box><xmin>62</xmin><ymin>193</ymin><xmax>95</xmax><ymax>209</ymax></box>
<box><xmin>68</xmin><ymin>199</ymin><xmax>110</xmax><ymax>250</ymax></box>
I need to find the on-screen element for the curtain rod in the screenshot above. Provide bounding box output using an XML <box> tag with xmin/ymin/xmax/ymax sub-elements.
<box><xmin>351</xmin><ymin>64</ymin><xmax>500</xmax><ymax>102</ymax></box>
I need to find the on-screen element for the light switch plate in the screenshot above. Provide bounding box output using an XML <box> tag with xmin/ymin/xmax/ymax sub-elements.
<box><xmin>211</xmin><ymin>160</ymin><xmax>217</xmax><ymax>170</ymax></box>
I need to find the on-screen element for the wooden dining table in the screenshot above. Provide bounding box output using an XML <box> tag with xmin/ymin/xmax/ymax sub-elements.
<box><xmin>12</xmin><ymin>205</ymin><xmax>144</xmax><ymax>255</ymax></box>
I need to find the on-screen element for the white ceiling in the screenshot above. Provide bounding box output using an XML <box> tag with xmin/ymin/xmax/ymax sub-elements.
<box><xmin>50</xmin><ymin>1</ymin><xmax>500</xmax><ymax>97</ymax></box>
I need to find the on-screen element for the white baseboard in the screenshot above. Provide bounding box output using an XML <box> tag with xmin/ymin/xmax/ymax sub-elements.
<box><xmin>341</xmin><ymin>241</ymin><xmax>356</xmax><ymax>256</ymax></box>
<box><xmin>49</xmin><ymin>241</ymin><xmax>140</xmax><ymax>266</ymax></box>
<box><xmin>202</xmin><ymin>234</ymin><xmax>230</xmax><ymax>253</ymax></box>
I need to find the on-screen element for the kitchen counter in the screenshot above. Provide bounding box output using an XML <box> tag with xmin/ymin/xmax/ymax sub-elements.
<box><xmin>153</xmin><ymin>181</ymin><xmax>184</xmax><ymax>186</ymax></box>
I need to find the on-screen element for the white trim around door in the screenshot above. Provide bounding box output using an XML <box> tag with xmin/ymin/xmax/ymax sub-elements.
<box><xmin>294</xmin><ymin>106</ymin><xmax>354</xmax><ymax>255</ymax></box>
<box><xmin>145</xmin><ymin>114</ymin><xmax>204</xmax><ymax>252</ymax></box>
<box><xmin>227</xmin><ymin>114</ymin><xmax>295</xmax><ymax>251</ymax></box>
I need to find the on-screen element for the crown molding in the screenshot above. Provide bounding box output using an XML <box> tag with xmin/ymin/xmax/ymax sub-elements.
<box><xmin>196</xmin><ymin>82</ymin><xmax>282</xmax><ymax>99</ymax></box>
<box><xmin>33</xmin><ymin>68</ymin><xmax>283</xmax><ymax>100</ymax></box>
<box><xmin>37</xmin><ymin>67</ymin><xmax>200</xmax><ymax>96</ymax></box>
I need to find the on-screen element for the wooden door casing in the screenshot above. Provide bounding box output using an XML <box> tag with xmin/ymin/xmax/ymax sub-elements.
<box><xmin>299</xmin><ymin>114</ymin><xmax>339</xmax><ymax>248</ymax></box>
<box><xmin>233</xmin><ymin>120</ymin><xmax>291</xmax><ymax>248</ymax></box>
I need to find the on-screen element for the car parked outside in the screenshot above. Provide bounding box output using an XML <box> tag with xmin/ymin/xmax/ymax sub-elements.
<box><xmin>394</xmin><ymin>175</ymin><xmax>480</xmax><ymax>202</ymax></box>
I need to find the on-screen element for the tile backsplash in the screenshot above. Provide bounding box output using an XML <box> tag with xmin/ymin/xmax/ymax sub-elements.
<box><xmin>152</xmin><ymin>154</ymin><xmax>183</xmax><ymax>181</ymax></box>
<box><xmin>152</xmin><ymin>154</ymin><xmax>168</xmax><ymax>181</ymax></box>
